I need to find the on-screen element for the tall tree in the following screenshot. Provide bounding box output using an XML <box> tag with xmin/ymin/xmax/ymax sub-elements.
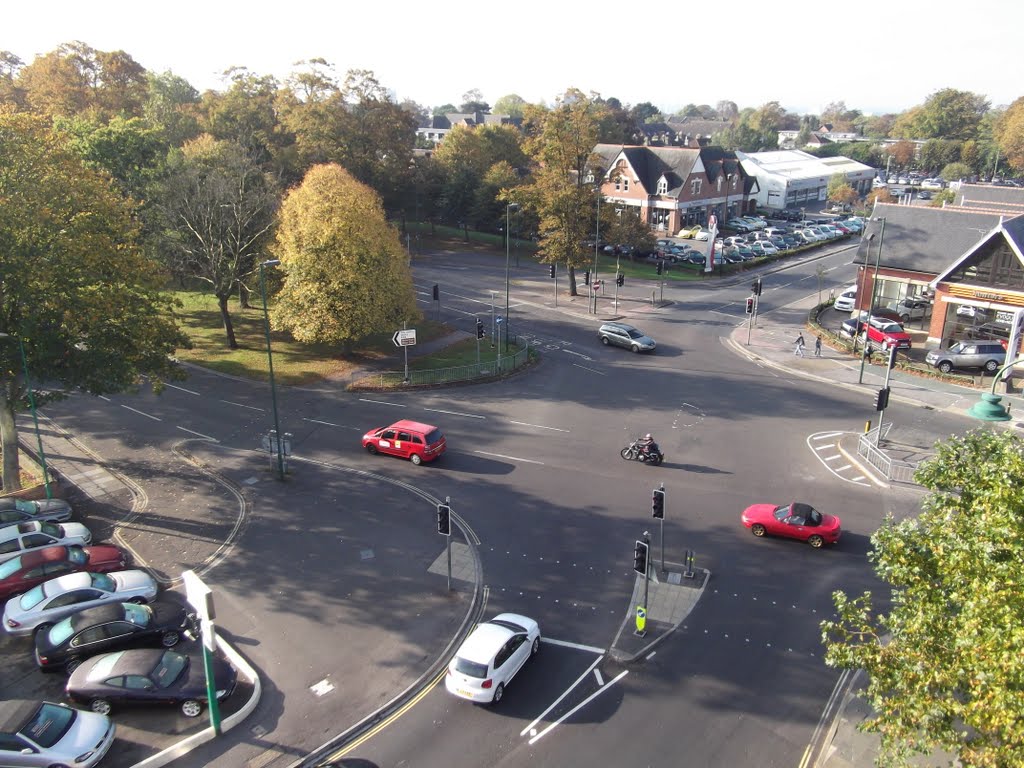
<box><xmin>0</xmin><ymin>111</ymin><xmax>186</xmax><ymax>489</ymax></box>
<box><xmin>893</xmin><ymin>88</ymin><xmax>990</xmax><ymax>141</ymax></box>
<box><xmin>198</xmin><ymin>68</ymin><xmax>289</xmax><ymax>172</ymax></box>
<box><xmin>143</xmin><ymin>71</ymin><xmax>201</xmax><ymax>148</ymax></box>
<box><xmin>493</xmin><ymin>93</ymin><xmax>527</xmax><ymax>118</ymax></box>
<box><xmin>715</xmin><ymin>100</ymin><xmax>738</xmax><ymax>121</ymax></box>
<box><xmin>271</xmin><ymin>163</ymin><xmax>418</xmax><ymax>351</ymax></box>
<box><xmin>0</xmin><ymin>51</ymin><xmax>26</xmax><ymax>109</ymax></box>
<box><xmin>153</xmin><ymin>135</ymin><xmax>279</xmax><ymax>348</ymax></box>
<box><xmin>993</xmin><ymin>96</ymin><xmax>1024</xmax><ymax>174</ymax></box>
<box><xmin>826</xmin><ymin>173</ymin><xmax>857</xmax><ymax>206</ymax></box>
<box><xmin>822</xmin><ymin>429</ymin><xmax>1024</xmax><ymax>768</ymax></box>
<box><xmin>459</xmin><ymin>88</ymin><xmax>489</xmax><ymax>114</ymax></box>
<box><xmin>57</xmin><ymin>114</ymin><xmax>166</xmax><ymax>201</ymax></box>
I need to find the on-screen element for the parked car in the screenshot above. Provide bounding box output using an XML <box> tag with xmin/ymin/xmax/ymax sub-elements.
<box><xmin>691</xmin><ymin>228</ymin><xmax>712</xmax><ymax>241</ymax></box>
<box><xmin>361</xmin><ymin>420</ymin><xmax>447</xmax><ymax>465</ymax></box>
<box><xmin>750</xmin><ymin>241</ymin><xmax>778</xmax><ymax>257</ymax></box>
<box><xmin>917</xmin><ymin>190</ymin><xmax>932</xmax><ymax>200</ymax></box>
<box><xmin>863</xmin><ymin>318</ymin><xmax>913</xmax><ymax>350</ymax></box>
<box><xmin>0</xmin><ymin>499</ymin><xmax>73</xmax><ymax>527</ymax></box>
<box><xmin>724</xmin><ymin>236</ymin><xmax>747</xmax><ymax>247</ymax></box>
<box><xmin>840</xmin><ymin>317</ymin><xmax>865</xmax><ymax>339</ymax></box>
<box><xmin>0</xmin><ymin>545</ymin><xmax>130</xmax><ymax>602</ymax></box>
<box><xmin>796</xmin><ymin>229</ymin><xmax>824</xmax><ymax>243</ymax></box>
<box><xmin>925</xmin><ymin>341</ymin><xmax>1007</xmax><ymax>374</ymax></box>
<box><xmin>833</xmin><ymin>286</ymin><xmax>857</xmax><ymax>312</ymax></box>
<box><xmin>855</xmin><ymin>308</ymin><xmax>904</xmax><ymax>325</ymax></box>
<box><xmin>725</xmin><ymin>218</ymin><xmax>751</xmax><ymax>233</ymax></box>
<box><xmin>677</xmin><ymin>226</ymin><xmax>701</xmax><ymax>239</ymax></box>
<box><xmin>3</xmin><ymin>569</ymin><xmax>159</xmax><ymax>637</ymax></box>
<box><xmin>889</xmin><ymin>298</ymin><xmax>930</xmax><ymax>323</ymax></box>
<box><xmin>965</xmin><ymin>321</ymin><xmax>1013</xmax><ymax>343</ymax></box>
<box><xmin>741</xmin><ymin>502</ymin><xmax>841</xmax><ymax>548</ymax></box>
<box><xmin>445</xmin><ymin>613</ymin><xmax>541</xmax><ymax>704</ymax></box>
<box><xmin>34</xmin><ymin>600</ymin><xmax>197</xmax><ymax>674</ymax></box>
<box><xmin>67</xmin><ymin>647</ymin><xmax>237</xmax><ymax>718</ymax></box>
<box><xmin>742</xmin><ymin>216</ymin><xmax>767</xmax><ymax>230</ymax></box>
<box><xmin>956</xmin><ymin>305</ymin><xmax>989</xmax><ymax>319</ymax></box>
<box><xmin>0</xmin><ymin>699</ymin><xmax>115</xmax><ymax>768</ymax></box>
<box><xmin>728</xmin><ymin>244</ymin><xmax>754</xmax><ymax>260</ymax></box>
<box><xmin>0</xmin><ymin>521</ymin><xmax>92</xmax><ymax>564</ymax></box>
<box><xmin>598</xmin><ymin>322</ymin><xmax>656</xmax><ymax>353</ymax></box>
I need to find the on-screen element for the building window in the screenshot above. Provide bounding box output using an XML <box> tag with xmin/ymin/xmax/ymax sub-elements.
<box><xmin>717</xmin><ymin>176</ymin><xmax>723</xmax><ymax>192</ymax></box>
<box><xmin>657</xmin><ymin>178</ymin><xmax>667</xmax><ymax>195</ymax></box>
<box><xmin>614</xmin><ymin>178</ymin><xmax>621</xmax><ymax>191</ymax></box>
<box><xmin>732</xmin><ymin>176</ymin><xmax>738</xmax><ymax>190</ymax></box>
<box><xmin>691</xmin><ymin>179</ymin><xmax>702</xmax><ymax>196</ymax></box>
<box><xmin>624</xmin><ymin>178</ymin><xmax>629</xmax><ymax>192</ymax></box>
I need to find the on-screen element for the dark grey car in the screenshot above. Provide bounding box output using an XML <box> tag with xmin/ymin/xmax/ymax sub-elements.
<box><xmin>598</xmin><ymin>322</ymin><xmax>656</xmax><ymax>353</ymax></box>
<box><xmin>925</xmin><ymin>341</ymin><xmax>1007</xmax><ymax>374</ymax></box>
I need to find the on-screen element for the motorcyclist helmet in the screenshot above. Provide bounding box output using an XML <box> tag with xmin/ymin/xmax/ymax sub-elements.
<box><xmin>644</xmin><ymin>433</ymin><xmax>652</xmax><ymax>440</ymax></box>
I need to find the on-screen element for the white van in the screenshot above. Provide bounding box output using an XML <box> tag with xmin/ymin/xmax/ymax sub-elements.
<box><xmin>834</xmin><ymin>285</ymin><xmax>857</xmax><ymax>312</ymax></box>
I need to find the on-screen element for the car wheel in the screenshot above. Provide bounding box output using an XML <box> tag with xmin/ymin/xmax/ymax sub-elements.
<box><xmin>938</xmin><ymin>361</ymin><xmax>953</xmax><ymax>374</ymax></box>
<box><xmin>64</xmin><ymin>658</ymin><xmax>83</xmax><ymax>675</ymax></box>
<box><xmin>46</xmin><ymin>763</ymin><xmax>71</xmax><ymax>768</ymax></box>
<box><xmin>366</xmin><ymin>444</ymin><xmax>378</xmax><ymax>455</ymax></box>
<box><xmin>161</xmin><ymin>630</ymin><xmax>181</xmax><ymax>648</ymax></box>
<box><xmin>491</xmin><ymin>682</ymin><xmax>504</xmax><ymax>704</ymax></box>
<box><xmin>900</xmin><ymin>314</ymin><xmax>910</xmax><ymax>323</ymax></box>
<box><xmin>984</xmin><ymin>360</ymin><xmax>999</xmax><ymax>373</ymax></box>
<box><xmin>808</xmin><ymin>535</ymin><xmax>825</xmax><ymax>548</ymax></box>
<box><xmin>601</xmin><ymin>336</ymin><xmax>610</xmax><ymax>345</ymax></box>
<box><xmin>181</xmin><ymin>699</ymin><xmax>203</xmax><ymax>718</ymax></box>
<box><xmin>631</xmin><ymin>344</ymin><xmax>641</xmax><ymax>353</ymax></box>
<box><xmin>531</xmin><ymin>637</ymin><xmax>540</xmax><ymax>655</ymax></box>
<box><xmin>129</xmin><ymin>597</ymin><xmax>148</xmax><ymax>605</ymax></box>
<box><xmin>410</xmin><ymin>453</ymin><xmax>423</xmax><ymax>465</ymax></box>
<box><xmin>90</xmin><ymin>698</ymin><xmax>112</xmax><ymax>715</ymax></box>
<box><xmin>751</xmin><ymin>524</ymin><xmax>766</xmax><ymax>537</ymax></box>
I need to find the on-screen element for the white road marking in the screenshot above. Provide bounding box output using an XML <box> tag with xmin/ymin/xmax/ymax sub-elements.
<box><xmin>813</xmin><ymin>431</ymin><xmax>844</xmax><ymax>439</ymax></box>
<box><xmin>473</xmin><ymin>450</ymin><xmax>545</xmax><ymax>465</ymax></box>
<box><xmin>821</xmin><ymin>454</ymin><xmax>842</xmax><ymax>461</ymax></box>
<box><xmin>424</xmin><ymin>407</ymin><xmax>485</xmax><ymax>419</ymax></box>
<box><xmin>509</xmin><ymin>421</ymin><xmax>570</xmax><ymax>433</ymax></box>
<box><xmin>594</xmin><ymin>669</ymin><xmax>604</xmax><ymax>686</ymax></box>
<box><xmin>176</xmin><ymin>426</ymin><xmax>218</xmax><ymax>441</ymax></box>
<box><xmin>358</xmin><ymin>398</ymin><xmax>405</xmax><ymax>407</ymax></box>
<box><xmin>528</xmin><ymin>670</ymin><xmax>629</xmax><ymax>745</ymax></box>
<box><xmin>646</xmin><ymin>651</ymin><xmax>657</xmax><ymax>660</ymax></box>
<box><xmin>573</xmin><ymin>363</ymin><xmax>606</xmax><ymax>375</ymax></box>
<box><xmin>98</xmin><ymin>395</ymin><xmax>111</xmax><ymax>401</ymax></box>
<box><xmin>303</xmin><ymin>417</ymin><xmax>362</xmax><ymax>431</ymax></box>
<box><xmin>812</xmin><ymin>443</ymin><xmax>835</xmax><ymax>452</ymax></box>
<box><xmin>806</xmin><ymin>431</ymin><xmax>872</xmax><ymax>486</ymax></box>
<box><xmin>562</xmin><ymin>349</ymin><xmax>593</xmax><ymax>361</ymax></box>
<box><xmin>833</xmin><ymin>464</ymin><xmax>852</xmax><ymax>471</ymax></box>
<box><xmin>520</xmin><ymin>655</ymin><xmax>603</xmax><ymax>737</ymax></box>
<box><xmin>541</xmin><ymin>637</ymin><xmax>604</xmax><ymax>654</ymax></box>
<box><xmin>165</xmin><ymin>383</ymin><xmax>200</xmax><ymax>396</ymax></box>
<box><xmin>121</xmin><ymin>405</ymin><xmax>161</xmax><ymax>421</ymax></box>
<box><xmin>219</xmin><ymin>400</ymin><xmax>264</xmax><ymax>412</ymax></box>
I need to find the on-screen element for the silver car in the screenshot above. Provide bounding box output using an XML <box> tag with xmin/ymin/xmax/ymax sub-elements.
<box><xmin>0</xmin><ymin>699</ymin><xmax>114</xmax><ymax>768</ymax></box>
<box><xmin>0</xmin><ymin>499</ymin><xmax>73</xmax><ymax>528</ymax></box>
<box><xmin>598</xmin><ymin>322</ymin><xmax>656</xmax><ymax>353</ymax></box>
<box><xmin>925</xmin><ymin>341</ymin><xmax>1007</xmax><ymax>374</ymax></box>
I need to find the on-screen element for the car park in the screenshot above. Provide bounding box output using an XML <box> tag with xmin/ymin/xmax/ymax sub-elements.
<box><xmin>0</xmin><ymin>545</ymin><xmax>131</xmax><ymax>602</ymax></box>
<box><xmin>0</xmin><ymin>699</ymin><xmax>115</xmax><ymax>768</ymax></box>
<box><xmin>0</xmin><ymin>521</ymin><xmax>92</xmax><ymax>563</ymax></box>
<box><xmin>361</xmin><ymin>420</ymin><xmax>447</xmax><ymax>465</ymax></box>
<box><xmin>34</xmin><ymin>600</ymin><xmax>197</xmax><ymax>674</ymax></box>
<box><xmin>445</xmin><ymin>613</ymin><xmax>541</xmax><ymax>704</ymax></box>
<box><xmin>66</xmin><ymin>647</ymin><xmax>237</xmax><ymax>718</ymax></box>
<box><xmin>925</xmin><ymin>341</ymin><xmax>1007</xmax><ymax>374</ymax></box>
<box><xmin>741</xmin><ymin>502</ymin><xmax>841</xmax><ymax>548</ymax></box>
<box><xmin>0</xmin><ymin>499</ymin><xmax>73</xmax><ymax>527</ymax></box>
<box><xmin>598</xmin><ymin>322</ymin><xmax>656</xmax><ymax>353</ymax></box>
<box><xmin>3</xmin><ymin>569</ymin><xmax>159</xmax><ymax>637</ymax></box>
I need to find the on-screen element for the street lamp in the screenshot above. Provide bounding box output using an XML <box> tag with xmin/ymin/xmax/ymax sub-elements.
<box><xmin>505</xmin><ymin>202</ymin><xmax>519</xmax><ymax>352</ymax></box>
<box><xmin>858</xmin><ymin>217</ymin><xmax>886</xmax><ymax>384</ymax></box>
<box><xmin>968</xmin><ymin>355</ymin><xmax>1024</xmax><ymax>421</ymax></box>
<box><xmin>0</xmin><ymin>333</ymin><xmax>52</xmax><ymax>498</ymax></box>
<box><xmin>258</xmin><ymin>259</ymin><xmax>285</xmax><ymax>480</ymax></box>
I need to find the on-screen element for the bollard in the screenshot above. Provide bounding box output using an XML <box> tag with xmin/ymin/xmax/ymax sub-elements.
<box><xmin>864</xmin><ymin>420</ymin><xmax>872</xmax><ymax>434</ymax></box>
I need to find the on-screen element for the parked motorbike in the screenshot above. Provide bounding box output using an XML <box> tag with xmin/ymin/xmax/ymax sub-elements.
<box><xmin>620</xmin><ymin>438</ymin><xmax>664</xmax><ymax>465</ymax></box>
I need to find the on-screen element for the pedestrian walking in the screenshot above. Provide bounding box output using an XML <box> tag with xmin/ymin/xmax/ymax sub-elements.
<box><xmin>794</xmin><ymin>332</ymin><xmax>806</xmax><ymax>357</ymax></box>
<box><xmin>814</xmin><ymin>335</ymin><xmax>822</xmax><ymax>357</ymax></box>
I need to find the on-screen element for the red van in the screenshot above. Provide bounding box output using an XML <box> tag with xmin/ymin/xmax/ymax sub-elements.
<box><xmin>362</xmin><ymin>420</ymin><xmax>447</xmax><ymax>465</ymax></box>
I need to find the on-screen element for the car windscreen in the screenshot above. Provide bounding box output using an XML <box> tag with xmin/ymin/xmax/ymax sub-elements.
<box><xmin>19</xmin><ymin>584</ymin><xmax>46</xmax><ymax>610</ymax></box>
<box><xmin>454</xmin><ymin>657</ymin><xmax>489</xmax><ymax>678</ymax></box>
<box><xmin>152</xmin><ymin>650</ymin><xmax>189</xmax><ymax>688</ymax></box>
<box><xmin>48</xmin><ymin>616</ymin><xmax>77</xmax><ymax>645</ymax></box>
<box><xmin>90</xmin><ymin>572</ymin><xmax>116</xmax><ymax>591</ymax></box>
<box><xmin>0</xmin><ymin>555</ymin><xmax>23</xmax><ymax>579</ymax></box>
<box><xmin>19</xmin><ymin>701</ymin><xmax>76</xmax><ymax>747</ymax></box>
<box><xmin>627</xmin><ymin>329</ymin><xmax>645</xmax><ymax>339</ymax></box>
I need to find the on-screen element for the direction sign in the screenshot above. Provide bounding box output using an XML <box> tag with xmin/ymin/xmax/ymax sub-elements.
<box><xmin>392</xmin><ymin>329</ymin><xmax>417</xmax><ymax>347</ymax></box>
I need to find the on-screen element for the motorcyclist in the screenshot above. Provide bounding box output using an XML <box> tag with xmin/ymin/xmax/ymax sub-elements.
<box><xmin>639</xmin><ymin>433</ymin><xmax>660</xmax><ymax>459</ymax></box>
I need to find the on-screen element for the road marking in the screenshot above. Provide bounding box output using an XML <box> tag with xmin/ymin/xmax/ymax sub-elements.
<box><xmin>833</xmin><ymin>463</ymin><xmax>852</xmax><ymax>471</ymax></box>
<box><xmin>219</xmin><ymin>399</ymin><xmax>264</xmax><ymax>412</ymax></box>
<box><xmin>424</xmin><ymin>407</ymin><xmax>485</xmax><ymax>419</ymax></box>
<box><xmin>821</xmin><ymin>454</ymin><xmax>842</xmax><ymax>461</ymax></box>
<box><xmin>573</xmin><ymin>363</ymin><xmax>606</xmax><ymax>375</ymax></box>
<box><xmin>120</xmin><ymin>405</ymin><xmax>161</xmax><ymax>421</ymax></box>
<box><xmin>176</xmin><ymin>426</ymin><xmax>218</xmax><ymax>441</ymax></box>
<box><xmin>473</xmin><ymin>450</ymin><xmax>545</xmax><ymax>465</ymax></box>
<box><xmin>646</xmin><ymin>651</ymin><xmax>657</xmax><ymax>660</ymax></box>
<box><xmin>528</xmin><ymin>669</ymin><xmax>629</xmax><ymax>745</ymax></box>
<box><xmin>807</xmin><ymin>431</ymin><xmax>873</xmax><ymax>486</ymax></box>
<box><xmin>594</xmin><ymin>669</ymin><xmax>604</xmax><ymax>686</ymax></box>
<box><xmin>509</xmin><ymin>421</ymin><xmax>570</xmax><ymax>433</ymax></box>
<box><xmin>358</xmin><ymin>398</ymin><xmax>405</xmax><ymax>407</ymax></box>
<box><xmin>542</xmin><ymin>637</ymin><xmax>604</xmax><ymax>654</ymax></box>
<box><xmin>813</xmin><ymin>431</ymin><xmax>844</xmax><ymax>439</ymax></box>
<box><xmin>799</xmin><ymin>668</ymin><xmax>854</xmax><ymax>768</ymax></box>
<box><xmin>562</xmin><ymin>349</ymin><xmax>593</xmax><ymax>361</ymax></box>
<box><xmin>303</xmin><ymin>417</ymin><xmax>362</xmax><ymax>431</ymax></box>
<box><xmin>812</xmin><ymin>443</ymin><xmax>835</xmax><ymax>452</ymax></box>
<box><xmin>520</xmin><ymin>655</ymin><xmax>604</xmax><ymax>737</ymax></box>
<box><xmin>165</xmin><ymin>383</ymin><xmax>200</xmax><ymax>396</ymax></box>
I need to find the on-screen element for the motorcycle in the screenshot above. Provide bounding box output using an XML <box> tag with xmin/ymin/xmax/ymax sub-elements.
<box><xmin>620</xmin><ymin>438</ymin><xmax>664</xmax><ymax>465</ymax></box>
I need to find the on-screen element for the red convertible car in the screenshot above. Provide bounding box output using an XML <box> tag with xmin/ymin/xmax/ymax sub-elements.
<box><xmin>741</xmin><ymin>502</ymin><xmax>841</xmax><ymax>548</ymax></box>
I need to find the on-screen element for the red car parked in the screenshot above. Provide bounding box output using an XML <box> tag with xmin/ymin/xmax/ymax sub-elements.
<box><xmin>362</xmin><ymin>420</ymin><xmax>447</xmax><ymax>465</ymax></box>
<box><xmin>863</xmin><ymin>318</ymin><xmax>912</xmax><ymax>350</ymax></box>
<box><xmin>0</xmin><ymin>545</ymin><xmax>130</xmax><ymax>601</ymax></box>
<box><xmin>741</xmin><ymin>502</ymin><xmax>842</xmax><ymax>548</ymax></box>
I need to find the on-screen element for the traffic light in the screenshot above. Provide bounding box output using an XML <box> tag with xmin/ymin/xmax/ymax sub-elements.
<box><xmin>616</xmin><ymin>272</ymin><xmax>624</xmax><ymax>287</ymax></box>
<box><xmin>652</xmin><ymin>488</ymin><xmax>665</xmax><ymax>519</ymax></box>
<box><xmin>583</xmin><ymin>270</ymin><xmax>590</xmax><ymax>284</ymax></box>
<box><xmin>875</xmin><ymin>386</ymin><xmax>890</xmax><ymax>411</ymax></box>
<box><xmin>436</xmin><ymin>503</ymin><xmax>451</xmax><ymax>536</ymax></box>
<box><xmin>633</xmin><ymin>539</ymin><xmax>649</xmax><ymax>575</ymax></box>
<box><xmin>745</xmin><ymin>297</ymin><xmax>754</xmax><ymax>314</ymax></box>
<box><xmin>549</xmin><ymin>264</ymin><xmax>556</xmax><ymax>279</ymax></box>
<box><xmin>656</xmin><ymin>261</ymin><xmax>664</xmax><ymax>276</ymax></box>
<box><xmin>752</xmin><ymin>278</ymin><xmax>762</xmax><ymax>296</ymax></box>
<box><xmin>476</xmin><ymin>319</ymin><xmax>485</xmax><ymax>339</ymax></box>
<box><xmin>432</xmin><ymin>283</ymin><xmax>439</xmax><ymax>301</ymax></box>
<box><xmin>887</xmin><ymin>345</ymin><xmax>898</xmax><ymax>369</ymax></box>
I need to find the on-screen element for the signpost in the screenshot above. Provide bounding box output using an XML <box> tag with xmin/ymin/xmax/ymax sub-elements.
<box><xmin>392</xmin><ymin>328</ymin><xmax>417</xmax><ymax>382</ymax></box>
<box><xmin>182</xmin><ymin>570</ymin><xmax>221</xmax><ymax>735</ymax></box>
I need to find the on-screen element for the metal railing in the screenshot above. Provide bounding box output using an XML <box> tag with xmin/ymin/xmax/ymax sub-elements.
<box><xmin>372</xmin><ymin>346</ymin><xmax>531</xmax><ymax>388</ymax></box>
<box><xmin>857</xmin><ymin>423</ymin><xmax>920</xmax><ymax>484</ymax></box>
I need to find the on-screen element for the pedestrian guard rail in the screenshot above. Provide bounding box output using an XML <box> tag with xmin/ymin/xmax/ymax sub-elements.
<box><xmin>857</xmin><ymin>423</ymin><xmax>921</xmax><ymax>484</ymax></box>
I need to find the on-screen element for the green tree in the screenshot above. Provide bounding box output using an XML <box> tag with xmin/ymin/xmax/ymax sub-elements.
<box><xmin>822</xmin><ymin>429</ymin><xmax>1024</xmax><ymax>768</ymax></box>
<box><xmin>894</xmin><ymin>89</ymin><xmax>990</xmax><ymax>141</ymax></box>
<box><xmin>602</xmin><ymin>203</ymin><xmax>655</xmax><ymax>259</ymax></box>
<box><xmin>0</xmin><ymin>111</ymin><xmax>186</xmax><ymax>490</ymax></box>
<box><xmin>198</xmin><ymin>68</ymin><xmax>289</xmax><ymax>172</ymax></box>
<box><xmin>493</xmin><ymin>93</ymin><xmax>527</xmax><ymax>118</ymax></box>
<box><xmin>930</xmin><ymin>189</ymin><xmax>955</xmax><ymax>206</ymax></box>
<box><xmin>940</xmin><ymin>161</ymin><xmax>973</xmax><ymax>182</ymax></box>
<box><xmin>826</xmin><ymin>173</ymin><xmax>857</xmax><ymax>206</ymax></box>
<box><xmin>271</xmin><ymin>163</ymin><xmax>418</xmax><ymax>351</ymax></box>
<box><xmin>993</xmin><ymin>96</ymin><xmax>1024</xmax><ymax>174</ymax></box>
<box><xmin>0</xmin><ymin>51</ymin><xmax>26</xmax><ymax>109</ymax></box>
<box><xmin>57</xmin><ymin>114</ymin><xmax>166</xmax><ymax>200</ymax></box>
<box><xmin>459</xmin><ymin>88</ymin><xmax>489</xmax><ymax>114</ymax></box>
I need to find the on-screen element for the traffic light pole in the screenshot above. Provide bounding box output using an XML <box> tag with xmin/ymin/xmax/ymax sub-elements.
<box><xmin>642</xmin><ymin>531</ymin><xmax>651</xmax><ymax>628</ymax></box>
<box><xmin>878</xmin><ymin>346</ymin><xmax>897</xmax><ymax>446</ymax></box>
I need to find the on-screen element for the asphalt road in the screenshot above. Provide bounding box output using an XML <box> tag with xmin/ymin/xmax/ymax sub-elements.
<box><xmin>11</xmin><ymin>239</ymin><xmax>973</xmax><ymax>768</ymax></box>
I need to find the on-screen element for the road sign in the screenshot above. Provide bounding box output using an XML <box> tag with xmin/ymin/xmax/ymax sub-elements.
<box><xmin>392</xmin><ymin>329</ymin><xmax>417</xmax><ymax>347</ymax></box>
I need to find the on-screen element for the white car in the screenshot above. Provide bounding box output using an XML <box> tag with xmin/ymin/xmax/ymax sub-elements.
<box><xmin>445</xmin><ymin>613</ymin><xmax>541</xmax><ymax>704</ymax></box>
<box><xmin>0</xmin><ymin>699</ymin><xmax>115</xmax><ymax>768</ymax></box>
<box><xmin>750</xmin><ymin>241</ymin><xmax>778</xmax><ymax>256</ymax></box>
<box><xmin>797</xmin><ymin>229</ymin><xmax>825</xmax><ymax>243</ymax></box>
<box><xmin>692</xmin><ymin>228</ymin><xmax>712</xmax><ymax>241</ymax></box>
<box><xmin>956</xmin><ymin>305</ymin><xmax>988</xmax><ymax>319</ymax></box>
<box><xmin>834</xmin><ymin>286</ymin><xmax>858</xmax><ymax>312</ymax></box>
<box><xmin>3</xmin><ymin>570</ymin><xmax>158</xmax><ymax>637</ymax></box>
<box><xmin>0</xmin><ymin>522</ymin><xmax>92</xmax><ymax>564</ymax></box>
<box><xmin>891</xmin><ymin>298</ymin><xmax>930</xmax><ymax>322</ymax></box>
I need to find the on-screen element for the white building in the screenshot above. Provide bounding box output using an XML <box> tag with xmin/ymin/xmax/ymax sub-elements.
<box><xmin>738</xmin><ymin>150</ymin><xmax>875</xmax><ymax>211</ymax></box>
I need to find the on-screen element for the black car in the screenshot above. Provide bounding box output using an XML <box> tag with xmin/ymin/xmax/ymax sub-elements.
<box><xmin>35</xmin><ymin>600</ymin><xmax>196</xmax><ymax>674</ymax></box>
<box><xmin>66</xmin><ymin>647</ymin><xmax>237</xmax><ymax>718</ymax></box>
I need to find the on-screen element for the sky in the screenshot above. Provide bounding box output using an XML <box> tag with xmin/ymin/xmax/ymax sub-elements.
<box><xmin>5</xmin><ymin>0</ymin><xmax>1022</xmax><ymax>116</ymax></box>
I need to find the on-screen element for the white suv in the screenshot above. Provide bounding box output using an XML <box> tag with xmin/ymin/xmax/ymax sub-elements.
<box><xmin>834</xmin><ymin>286</ymin><xmax>857</xmax><ymax>312</ymax></box>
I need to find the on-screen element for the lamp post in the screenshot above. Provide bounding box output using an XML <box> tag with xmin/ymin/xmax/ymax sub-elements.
<box><xmin>505</xmin><ymin>202</ymin><xmax>518</xmax><ymax>352</ymax></box>
<box><xmin>968</xmin><ymin>355</ymin><xmax>1024</xmax><ymax>421</ymax></box>
<box><xmin>858</xmin><ymin>217</ymin><xmax>886</xmax><ymax>384</ymax></box>
<box><xmin>258</xmin><ymin>259</ymin><xmax>285</xmax><ymax>480</ymax></box>
<box><xmin>0</xmin><ymin>333</ymin><xmax>51</xmax><ymax>498</ymax></box>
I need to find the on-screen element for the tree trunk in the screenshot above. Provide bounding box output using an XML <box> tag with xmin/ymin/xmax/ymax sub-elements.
<box><xmin>0</xmin><ymin>392</ymin><xmax>22</xmax><ymax>492</ymax></box>
<box><xmin>218</xmin><ymin>294</ymin><xmax>239</xmax><ymax>349</ymax></box>
<box><xmin>239</xmin><ymin>283</ymin><xmax>251</xmax><ymax>310</ymax></box>
<box><xmin>568</xmin><ymin>265</ymin><xmax>578</xmax><ymax>297</ymax></box>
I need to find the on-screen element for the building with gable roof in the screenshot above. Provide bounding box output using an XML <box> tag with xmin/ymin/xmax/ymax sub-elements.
<box><xmin>587</xmin><ymin>144</ymin><xmax>753</xmax><ymax>235</ymax></box>
<box><xmin>416</xmin><ymin>112</ymin><xmax>522</xmax><ymax>145</ymax></box>
<box><xmin>738</xmin><ymin>150</ymin><xmax>875</xmax><ymax>212</ymax></box>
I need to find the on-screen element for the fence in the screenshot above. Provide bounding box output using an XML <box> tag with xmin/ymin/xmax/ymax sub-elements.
<box><xmin>371</xmin><ymin>345</ymin><xmax>531</xmax><ymax>388</ymax></box>
<box><xmin>856</xmin><ymin>423</ymin><xmax>920</xmax><ymax>484</ymax></box>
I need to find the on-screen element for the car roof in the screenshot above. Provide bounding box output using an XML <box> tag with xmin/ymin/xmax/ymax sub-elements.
<box><xmin>385</xmin><ymin>420</ymin><xmax>439</xmax><ymax>433</ymax></box>
<box><xmin>70</xmin><ymin>603</ymin><xmax>126</xmax><ymax>630</ymax></box>
<box><xmin>602</xmin><ymin>322</ymin><xmax>636</xmax><ymax>332</ymax></box>
<box><xmin>4</xmin><ymin>545</ymin><xmax>70</xmax><ymax>570</ymax></box>
<box><xmin>0</xmin><ymin>699</ymin><xmax>45</xmax><ymax>733</ymax></box>
<box><xmin>44</xmin><ymin>571</ymin><xmax>95</xmax><ymax>594</ymax></box>
<box><xmin>456</xmin><ymin>621</ymin><xmax>516</xmax><ymax>664</ymax></box>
